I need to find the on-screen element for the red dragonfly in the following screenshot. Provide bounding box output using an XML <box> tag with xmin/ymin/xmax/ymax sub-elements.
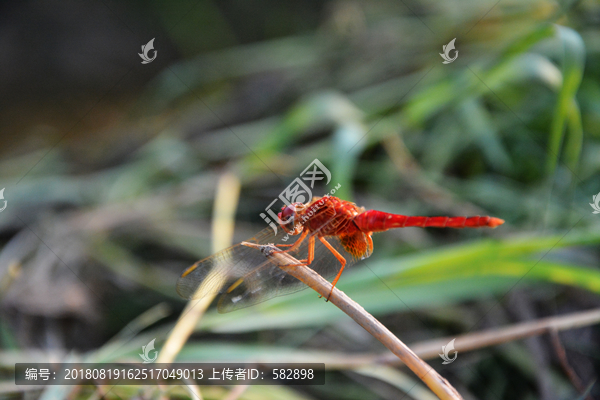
<box><xmin>177</xmin><ymin>196</ymin><xmax>504</xmax><ymax>312</ymax></box>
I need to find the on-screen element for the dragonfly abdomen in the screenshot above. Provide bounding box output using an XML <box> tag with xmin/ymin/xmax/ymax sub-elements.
<box><xmin>354</xmin><ymin>210</ymin><xmax>504</xmax><ymax>232</ymax></box>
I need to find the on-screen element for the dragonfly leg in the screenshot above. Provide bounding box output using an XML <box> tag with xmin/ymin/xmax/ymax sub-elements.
<box><xmin>318</xmin><ymin>236</ymin><xmax>347</xmax><ymax>301</ymax></box>
<box><xmin>306</xmin><ymin>235</ymin><xmax>315</xmax><ymax>264</ymax></box>
<box><xmin>273</xmin><ymin>229</ymin><xmax>308</xmax><ymax>254</ymax></box>
<box><xmin>278</xmin><ymin>235</ymin><xmax>315</xmax><ymax>266</ymax></box>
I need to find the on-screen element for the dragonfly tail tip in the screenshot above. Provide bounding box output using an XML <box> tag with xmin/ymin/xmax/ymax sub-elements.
<box><xmin>488</xmin><ymin>217</ymin><xmax>505</xmax><ymax>228</ymax></box>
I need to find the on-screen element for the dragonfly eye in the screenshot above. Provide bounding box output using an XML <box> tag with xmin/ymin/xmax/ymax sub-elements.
<box><xmin>278</xmin><ymin>204</ymin><xmax>296</xmax><ymax>224</ymax></box>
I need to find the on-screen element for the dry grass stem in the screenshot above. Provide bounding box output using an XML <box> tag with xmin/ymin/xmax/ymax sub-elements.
<box><xmin>410</xmin><ymin>307</ymin><xmax>600</xmax><ymax>360</ymax></box>
<box><xmin>318</xmin><ymin>307</ymin><xmax>600</xmax><ymax>368</ymax></box>
<box><xmin>182</xmin><ymin>377</ymin><xmax>204</xmax><ymax>400</ymax></box>
<box><xmin>241</xmin><ymin>241</ymin><xmax>463</xmax><ymax>400</ymax></box>
<box><xmin>157</xmin><ymin>173</ymin><xmax>240</xmax><ymax>364</ymax></box>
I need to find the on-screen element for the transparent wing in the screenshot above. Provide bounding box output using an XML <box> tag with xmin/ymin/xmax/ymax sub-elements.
<box><xmin>177</xmin><ymin>220</ymin><xmax>371</xmax><ymax>313</ymax></box>
<box><xmin>216</xmin><ymin>258</ymin><xmax>306</xmax><ymax>313</ymax></box>
<box><xmin>176</xmin><ymin>227</ymin><xmax>281</xmax><ymax>300</ymax></box>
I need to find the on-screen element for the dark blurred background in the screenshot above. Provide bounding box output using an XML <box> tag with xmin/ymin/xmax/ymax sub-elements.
<box><xmin>1</xmin><ymin>0</ymin><xmax>600</xmax><ymax>399</ymax></box>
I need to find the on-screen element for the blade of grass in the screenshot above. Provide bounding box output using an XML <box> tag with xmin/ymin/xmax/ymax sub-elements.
<box><xmin>196</xmin><ymin>229</ymin><xmax>600</xmax><ymax>332</ymax></box>
<box><xmin>565</xmin><ymin>97</ymin><xmax>583</xmax><ymax>177</ymax></box>
<box><xmin>546</xmin><ymin>25</ymin><xmax>585</xmax><ymax>176</ymax></box>
<box><xmin>157</xmin><ymin>172</ymin><xmax>240</xmax><ymax>364</ymax></box>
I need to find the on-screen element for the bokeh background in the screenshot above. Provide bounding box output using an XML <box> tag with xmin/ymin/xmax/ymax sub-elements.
<box><xmin>1</xmin><ymin>0</ymin><xmax>600</xmax><ymax>399</ymax></box>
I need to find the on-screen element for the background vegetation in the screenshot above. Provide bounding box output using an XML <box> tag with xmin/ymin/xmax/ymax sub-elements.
<box><xmin>1</xmin><ymin>0</ymin><xmax>600</xmax><ymax>399</ymax></box>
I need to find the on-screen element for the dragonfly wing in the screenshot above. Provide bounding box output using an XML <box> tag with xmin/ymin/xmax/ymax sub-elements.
<box><xmin>177</xmin><ymin>222</ymin><xmax>370</xmax><ymax>312</ymax></box>
<box><xmin>217</xmin><ymin>261</ymin><xmax>307</xmax><ymax>313</ymax></box>
<box><xmin>217</xmin><ymin>228</ymin><xmax>348</xmax><ymax>312</ymax></box>
<box><xmin>176</xmin><ymin>247</ymin><xmax>256</xmax><ymax>300</ymax></box>
<box><xmin>218</xmin><ymin>231</ymin><xmax>368</xmax><ymax>312</ymax></box>
<box><xmin>176</xmin><ymin>227</ymin><xmax>280</xmax><ymax>300</ymax></box>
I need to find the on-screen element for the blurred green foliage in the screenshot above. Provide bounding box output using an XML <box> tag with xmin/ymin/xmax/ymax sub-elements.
<box><xmin>1</xmin><ymin>0</ymin><xmax>600</xmax><ymax>399</ymax></box>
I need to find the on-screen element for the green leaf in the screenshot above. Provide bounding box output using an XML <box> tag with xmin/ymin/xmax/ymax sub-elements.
<box><xmin>546</xmin><ymin>25</ymin><xmax>586</xmax><ymax>176</ymax></box>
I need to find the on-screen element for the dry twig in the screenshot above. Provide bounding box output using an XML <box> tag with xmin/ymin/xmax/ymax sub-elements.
<box><xmin>316</xmin><ymin>307</ymin><xmax>600</xmax><ymax>368</ymax></box>
<box><xmin>241</xmin><ymin>241</ymin><xmax>463</xmax><ymax>400</ymax></box>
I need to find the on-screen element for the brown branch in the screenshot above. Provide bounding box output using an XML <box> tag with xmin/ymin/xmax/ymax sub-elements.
<box><xmin>324</xmin><ymin>306</ymin><xmax>600</xmax><ymax>369</ymax></box>
<box><xmin>409</xmin><ymin>308</ymin><xmax>600</xmax><ymax>361</ymax></box>
<box><xmin>241</xmin><ymin>242</ymin><xmax>463</xmax><ymax>400</ymax></box>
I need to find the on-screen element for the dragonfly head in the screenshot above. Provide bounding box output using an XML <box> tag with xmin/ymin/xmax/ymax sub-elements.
<box><xmin>278</xmin><ymin>202</ymin><xmax>306</xmax><ymax>234</ymax></box>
